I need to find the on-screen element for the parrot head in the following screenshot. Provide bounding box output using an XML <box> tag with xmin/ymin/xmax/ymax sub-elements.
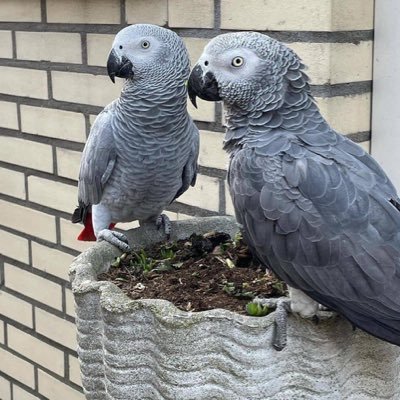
<box><xmin>188</xmin><ymin>32</ymin><xmax>308</xmax><ymax>111</ymax></box>
<box><xmin>107</xmin><ymin>24</ymin><xmax>190</xmax><ymax>83</ymax></box>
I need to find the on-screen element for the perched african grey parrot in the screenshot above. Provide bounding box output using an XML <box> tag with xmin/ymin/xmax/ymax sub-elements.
<box><xmin>188</xmin><ymin>31</ymin><xmax>400</xmax><ymax>349</ymax></box>
<box><xmin>72</xmin><ymin>24</ymin><xmax>199</xmax><ymax>252</ymax></box>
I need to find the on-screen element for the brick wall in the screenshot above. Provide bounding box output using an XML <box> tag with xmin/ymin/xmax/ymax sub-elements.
<box><xmin>0</xmin><ymin>0</ymin><xmax>374</xmax><ymax>398</ymax></box>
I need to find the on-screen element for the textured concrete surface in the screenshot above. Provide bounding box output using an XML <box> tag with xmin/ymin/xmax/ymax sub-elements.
<box><xmin>70</xmin><ymin>216</ymin><xmax>400</xmax><ymax>400</ymax></box>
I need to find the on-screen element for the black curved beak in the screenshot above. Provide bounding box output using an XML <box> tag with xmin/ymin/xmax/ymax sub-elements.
<box><xmin>107</xmin><ymin>49</ymin><xmax>134</xmax><ymax>83</ymax></box>
<box><xmin>188</xmin><ymin>64</ymin><xmax>221</xmax><ymax>108</ymax></box>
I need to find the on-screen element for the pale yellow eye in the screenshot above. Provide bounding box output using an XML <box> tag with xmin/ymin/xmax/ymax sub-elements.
<box><xmin>141</xmin><ymin>40</ymin><xmax>150</xmax><ymax>49</ymax></box>
<box><xmin>231</xmin><ymin>56</ymin><xmax>244</xmax><ymax>67</ymax></box>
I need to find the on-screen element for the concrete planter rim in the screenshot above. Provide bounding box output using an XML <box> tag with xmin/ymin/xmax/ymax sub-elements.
<box><xmin>69</xmin><ymin>216</ymin><xmax>400</xmax><ymax>400</ymax></box>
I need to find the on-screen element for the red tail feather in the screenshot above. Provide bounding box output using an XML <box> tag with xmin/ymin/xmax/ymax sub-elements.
<box><xmin>77</xmin><ymin>212</ymin><xmax>116</xmax><ymax>241</ymax></box>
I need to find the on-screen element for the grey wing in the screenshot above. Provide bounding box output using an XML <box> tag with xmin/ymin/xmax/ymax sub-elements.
<box><xmin>173</xmin><ymin>121</ymin><xmax>199</xmax><ymax>201</ymax></box>
<box><xmin>78</xmin><ymin>107</ymin><xmax>117</xmax><ymax>206</ymax></box>
<box><xmin>229</xmin><ymin>135</ymin><xmax>400</xmax><ymax>346</ymax></box>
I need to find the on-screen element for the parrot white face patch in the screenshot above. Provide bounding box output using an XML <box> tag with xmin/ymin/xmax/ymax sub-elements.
<box><xmin>200</xmin><ymin>47</ymin><xmax>261</xmax><ymax>82</ymax></box>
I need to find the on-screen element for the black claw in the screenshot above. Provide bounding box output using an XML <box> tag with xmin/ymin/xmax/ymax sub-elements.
<box><xmin>312</xmin><ymin>315</ymin><xmax>320</xmax><ymax>325</ymax></box>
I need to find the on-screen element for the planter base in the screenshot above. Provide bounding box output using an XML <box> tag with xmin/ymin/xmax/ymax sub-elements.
<box><xmin>70</xmin><ymin>217</ymin><xmax>400</xmax><ymax>400</ymax></box>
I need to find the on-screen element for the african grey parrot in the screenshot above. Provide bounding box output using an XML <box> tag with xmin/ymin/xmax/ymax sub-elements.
<box><xmin>188</xmin><ymin>31</ymin><xmax>400</xmax><ymax>348</ymax></box>
<box><xmin>72</xmin><ymin>24</ymin><xmax>199</xmax><ymax>252</ymax></box>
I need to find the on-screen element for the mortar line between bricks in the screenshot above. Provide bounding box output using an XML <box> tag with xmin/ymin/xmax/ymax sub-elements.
<box><xmin>0</xmin><ymin>93</ymin><xmax>104</xmax><ymax>114</ymax></box>
<box><xmin>214</xmin><ymin>0</ymin><xmax>221</xmax><ymax>29</ymax></box>
<box><xmin>11</xmin><ymin>30</ymin><xmax>17</xmax><ymax>59</ymax></box>
<box><xmin>0</xmin><ymin>255</ymin><xmax>72</xmax><ymax>290</ymax></box>
<box><xmin>0</xmin><ymin>342</ymin><xmax>83</xmax><ymax>393</ymax></box>
<box><xmin>0</xmin><ymin>22</ymin><xmax>374</xmax><ymax>42</ymax></box>
<box><xmin>81</xmin><ymin>32</ymin><xmax>88</xmax><ymax>65</ymax></box>
<box><xmin>9</xmin><ymin>377</ymin><xmax>13</xmax><ymax>400</ymax></box>
<box><xmin>1</xmin><ymin>314</ymin><xmax>77</xmax><ymax>347</ymax></box>
<box><xmin>0</xmin><ymin>186</ymin><xmax>76</xmax><ymax>220</ymax></box>
<box><xmin>0</xmin><ymin>223</ymin><xmax>79</xmax><ymax>258</ymax></box>
<box><xmin>0</xmin><ymin>370</ymin><xmax>48</xmax><ymax>400</ymax></box>
<box><xmin>34</xmin><ymin>365</ymin><xmax>39</xmax><ymax>393</ymax></box>
<box><xmin>120</xmin><ymin>0</ymin><xmax>126</xmax><ymax>25</ymax></box>
<box><xmin>0</xmin><ymin>58</ymin><xmax>373</xmax><ymax>97</ymax></box>
<box><xmin>0</xmin><ymin>127</ymin><xmax>85</xmax><ymax>151</ymax></box>
<box><xmin>40</xmin><ymin>0</ymin><xmax>47</xmax><ymax>23</ymax></box>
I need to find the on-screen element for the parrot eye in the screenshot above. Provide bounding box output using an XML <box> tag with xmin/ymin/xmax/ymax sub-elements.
<box><xmin>231</xmin><ymin>56</ymin><xmax>244</xmax><ymax>67</ymax></box>
<box><xmin>141</xmin><ymin>40</ymin><xmax>150</xmax><ymax>49</ymax></box>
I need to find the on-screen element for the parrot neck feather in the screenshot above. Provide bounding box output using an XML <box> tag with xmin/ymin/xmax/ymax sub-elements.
<box><xmin>223</xmin><ymin>93</ymin><xmax>329</xmax><ymax>153</ymax></box>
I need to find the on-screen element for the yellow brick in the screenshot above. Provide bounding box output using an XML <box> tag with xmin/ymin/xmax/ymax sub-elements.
<box><xmin>12</xmin><ymin>386</ymin><xmax>38</xmax><ymax>400</ymax></box>
<box><xmin>46</xmin><ymin>0</ymin><xmax>120</xmax><ymax>24</ymax></box>
<box><xmin>117</xmin><ymin>212</ymin><xmax>193</xmax><ymax>233</ymax></box>
<box><xmin>0</xmin><ymin>67</ymin><xmax>48</xmax><ymax>99</ymax></box>
<box><xmin>0</xmin><ymin>291</ymin><xmax>33</xmax><ymax>327</ymax></box>
<box><xmin>199</xmin><ymin>130</ymin><xmax>228</xmax><ymax>170</ymax></box>
<box><xmin>69</xmin><ymin>355</ymin><xmax>82</xmax><ymax>386</ymax></box>
<box><xmin>35</xmin><ymin>308</ymin><xmax>77</xmax><ymax>350</ymax></box>
<box><xmin>0</xmin><ymin>376</ymin><xmax>11</xmax><ymax>400</ymax></box>
<box><xmin>317</xmin><ymin>93</ymin><xmax>371</xmax><ymax>134</ymax></box>
<box><xmin>8</xmin><ymin>326</ymin><xmax>64</xmax><ymax>376</ymax></box>
<box><xmin>4</xmin><ymin>263</ymin><xmax>62</xmax><ymax>309</ymax></box>
<box><xmin>32</xmin><ymin>242</ymin><xmax>75</xmax><ymax>281</ymax></box>
<box><xmin>52</xmin><ymin>71</ymin><xmax>122</xmax><ymax>107</ymax></box>
<box><xmin>358</xmin><ymin>141</ymin><xmax>370</xmax><ymax>153</ymax></box>
<box><xmin>0</xmin><ymin>200</ymin><xmax>56</xmax><ymax>242</ymax></box>
<box><xmin>287</xmin><ymin>43</ymin><xmax>330</xmax><ymax>86</ymax></box>
<box><xmin>0</xmin><ymin>137</ymin><xmax>53</xmax><ymax>173</ymax></box>
<box><xmin>332</xmin><ymin>0</ymin><xmax>374</xmax><ymax>30</ymax></box>
<box><xmin>126</xmin><ymin>0</ymin><xmax>168</xmax><ymax>25</ymax></box>
<box><xmin>0</xmin><ymin>348</ymin><xmax>35</xmax><ymax>388</ymax></box>
<box><xmin>0</xmin><ymin>31</ymin><xmax>12</xmax><ymax>58</ymax></box>
<box><xmin>221</xmin><ymin>0</ymin><xmax>328</xmax><ymax>30</ymax></box>
<box><xmin>184</xmin><ymin>39</ymin><xmax>216</xmax><ymax>123</ymax></box>
<box><xmin>178</xmin><ymin>174</ymin><xmax>220</xmax><ymax>212</ymax></box>
<box><xmin>0</xmin><ymin>100</ymin><xmax>18</xmax><ymax>129</ymax></box>
<box><xmin>28</xmin><ymin>176</ymin><xmax>77</xmax><ymax>214</ymax></box>
<box><xmin>59</xmin><ymin>218</ymin><xmax>93</xmax><ymax>252</ymax></box>
<box><xmin>0</xmin><ymin>321</ymin><xmax>4</xmax><ymax>344</ymax></box>
<box><xmin>188</xmin><ymin>99</ymin><xmax>215</xmax><ymax>122</ymax></box>
<box><xmin>184</xmin><ymin>37</ymin><xmax>209</xmax><ymax>69</ymax></box>
<box><xmin>65</xmin><ymin>288</ymin><xmax>75</xmax><ymax>318</ymax></box>
<box><xmin>329</xmin><ymin>42</ymin><xmax>373</xmax><ymax>84</ymax></box>
<box><xmin>0</xmin><ymin>167</ymin><xmax>26</xmax><ymax>199</ymax></box>
<box><xmin>16</xmin><ymin>32</ymin><xmax>82</xmax><ymax>63</ymax></box>
<box><xmin>224</xmin><ymin>182</ymin><xmax>235</xmax><ymax>216</ymax></box>
<box><xmin>38</xmin><ymin>370</ymin><xmax>84</xmax><ymax>400</ymax></box>
<box><xmin>0</xmin><ymin>229</ymin><xmax>29</xmax><ymax>264</ymax></box>
<box><xmin>116</xmin><ymin>220</ymin><xmax>140</xmax><ymax>231</ymax></box>
<box><xmin>21</xmin><ymin>105</ymin><xmax>86</xmax><ymax>143</ymax></box>
<box><xmin>57</xmin><ymin>148</ymin><xmax>82</xmax><ymax>180</ymax></box>
<box><xmin>87</xmin><ymin>34</ymin><xmax>114</xmax><ymax>66</ymax></box>
<box><xmin>169</xmin><ymin>0</ymin><xmax>214</xmax><ymax>28</ymax></box>
<box><xmin>221</xmin><ymin>0</ymin><xmax>374</xmax><ymax>31</ymax></box>
<box><xmin>0</xmin><ymin>0</ymin><xmax>41</xmax><ymax>22</ymax></box>
<box><xmin>288</xmin><ymin>42</ymin><xmax>373</xmax><ymax>85</ymax></box>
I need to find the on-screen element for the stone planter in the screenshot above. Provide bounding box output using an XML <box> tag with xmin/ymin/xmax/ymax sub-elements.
<box><xmin>70</xmin><ymin>217</ymin><xmax>400</xmax><ymax>400</ymax></box>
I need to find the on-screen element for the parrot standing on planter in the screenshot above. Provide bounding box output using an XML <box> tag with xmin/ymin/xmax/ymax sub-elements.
<box><xmin>72</xmin><ymin>24</ymin><xmax>199</xmax><ymax>252</ymax></box>
<box><xmin>188</xmin><ymin>31</ymin><xmax>400</xmax><ymax>349</ymax></box>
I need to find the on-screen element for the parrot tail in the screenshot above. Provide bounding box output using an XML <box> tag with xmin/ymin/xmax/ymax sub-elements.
<box><xmin>71</xmin><ymin>203</ymin><xmax>115</xmax><ymax>242</ymax></box>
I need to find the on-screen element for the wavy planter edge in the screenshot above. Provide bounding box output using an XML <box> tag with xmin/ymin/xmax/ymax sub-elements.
<box><xmin>70</xmin><ymin>216</ymin><xmax>400</xmax><ymax>400</ymax></box>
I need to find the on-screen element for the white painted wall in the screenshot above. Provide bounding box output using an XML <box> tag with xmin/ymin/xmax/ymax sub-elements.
<box><xmin>371</xmin><ymin>0</ymin><xmax>400</xmax><ymax>190</ymax></box>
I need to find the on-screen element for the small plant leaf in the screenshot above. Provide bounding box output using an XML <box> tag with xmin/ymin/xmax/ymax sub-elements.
<box><xmin>246</xmin><ymin>302</ymin><xmax>270</xmax><ymax>317</ymax></box>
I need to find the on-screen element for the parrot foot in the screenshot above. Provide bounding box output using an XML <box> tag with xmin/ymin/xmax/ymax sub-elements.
<box><xmin>254</xmin><ymin>296</ymin><xmax>337</xmax><ymax>350</ymax></box>
<box><xmin>98</xmin><ymin>229</ymin><xmax>131</xmax><ymax>253</ymax></box>
<box><xmin>155</xmin><ymin>214</ymin><xmax>171</xmax><ymax>237</ymax></box>
<box><xmin>253</xmin><ymin>297</ymin><xmax>291</xmax><ymax>351</ymax></box>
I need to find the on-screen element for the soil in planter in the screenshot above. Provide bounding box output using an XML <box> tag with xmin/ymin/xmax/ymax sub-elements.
<box><xmin>98</xmin><ymin>231</ymin><xmax>287</xmax><ymax>315</ymax></box>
